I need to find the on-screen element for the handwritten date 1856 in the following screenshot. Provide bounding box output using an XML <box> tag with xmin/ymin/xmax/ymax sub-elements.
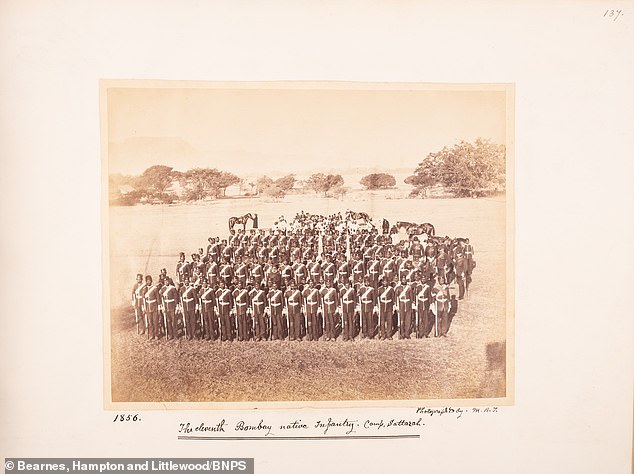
<box><xmin>113</xmin><ymin>414</ymin><xmax>141</xmax><ymax>422</ymax></box>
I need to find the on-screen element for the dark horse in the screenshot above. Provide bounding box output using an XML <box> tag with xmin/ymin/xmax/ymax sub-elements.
<box><xmin>390</xmin><ymin>221</ymin><xmax>435</xmax><ymax>238</ymax></box>
<box><xmin>418</xmin><ymin>222</ymin><xmax>435</xmax><ymax>236</ymax></box>
<box><xmin>228</xmin><ymin>213</ymin><xmax>258</xmax><ymax>231</ymax></box>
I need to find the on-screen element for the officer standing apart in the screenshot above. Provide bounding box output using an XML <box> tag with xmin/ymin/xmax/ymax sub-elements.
<box><xmin>132</xmin><ymin>274</ymin><xmax>146</xmax><ymax>335</ymax></box>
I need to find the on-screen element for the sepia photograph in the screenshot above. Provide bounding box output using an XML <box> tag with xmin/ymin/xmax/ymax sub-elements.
<box><xmin>4</xmin><ymin>1</ymin><xmax>633</xmax><ymax>472</ymax></box>
<box><xmin>102</xmin><ymin>81</ymin><xmax>514</xmax><ymax>407</ymax></box>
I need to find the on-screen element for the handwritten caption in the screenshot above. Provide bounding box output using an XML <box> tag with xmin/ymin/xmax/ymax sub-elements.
<box><xmin>177</xmin><ymin>407</ymin><xmax>500</xmax><ymax>438</ymax></box>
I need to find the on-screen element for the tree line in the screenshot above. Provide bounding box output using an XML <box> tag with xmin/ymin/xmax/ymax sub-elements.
<box><xmin>109</xmin><ymin>138</ymin><xmax>505</xmax><ymax>205</ymax></box>
<box><xmin>109</xmin><ymin>167</ymin><xmax>350</xmax><ymax>205</ymax></box>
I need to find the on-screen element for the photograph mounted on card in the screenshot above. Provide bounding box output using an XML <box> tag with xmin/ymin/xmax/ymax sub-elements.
<box><xmin>101</xmin><ymin>80</ymin><xmax>514</xmax><ymax>409</ymax></box>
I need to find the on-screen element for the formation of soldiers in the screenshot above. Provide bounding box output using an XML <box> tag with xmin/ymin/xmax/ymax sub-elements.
<box><xmin>131</xmin><ymin>211</ymin><xmax>475</xmax><ymax>342</ymax></box>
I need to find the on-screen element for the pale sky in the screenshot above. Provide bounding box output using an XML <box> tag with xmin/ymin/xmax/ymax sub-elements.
<box><xmin>107</xmin><ymin>85</ymin><xmax>508</xmax><ymax>177</ymax></box>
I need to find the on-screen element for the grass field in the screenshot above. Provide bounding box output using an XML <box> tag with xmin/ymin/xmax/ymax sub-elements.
<box><xmin>108</xmin><ymin>191</ymin><xmax>508</xmax><ymax>403</ymax></box>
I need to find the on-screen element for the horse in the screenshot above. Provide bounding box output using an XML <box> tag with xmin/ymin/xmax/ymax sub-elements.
<box><xmin>419</xmin><ymin>222</ymin><xmax>435</xmax><ymax>236</ymax></box>
<box><xmin>228</xmin><ymin>213</ymin><xmax>258</xmax><ymax>231</ymax></box>
<box><xmin>348</xmin><ymin>220</ymin><xmax>375</xmax><ymax>233</ymax></box>
<box><xmin>406</xmin><ymin>222</ymin><xmax>436</xmax><ymax>238</ymax></box>
<box><xmin>392</xmin><ymin>221</ymin><xmax>417</xmax><ymax>234</ymax></box>
<box><xmin>346</xmin><ymin>210</ymin><xmax>371</xmax><ymax>222</ymax></box>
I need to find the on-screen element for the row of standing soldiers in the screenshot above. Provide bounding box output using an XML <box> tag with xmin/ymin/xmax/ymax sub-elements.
<box><xmin>131</xmin><ymin>214</ymin><xmax>475</xmax><ymax>342</ymax></box>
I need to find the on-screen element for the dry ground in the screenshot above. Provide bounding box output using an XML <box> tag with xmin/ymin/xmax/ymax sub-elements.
<box><xmin>108</xmin><ymin>191</ymin><xmax>508</xmax><ymax>403</ymax></box>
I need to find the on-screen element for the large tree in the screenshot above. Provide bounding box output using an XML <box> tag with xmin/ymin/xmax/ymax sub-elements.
<box><xmin>217</xmin><ymin>171</ymin><xmax>240</xmax><ymax>197</ymax></box>
<box><xmin>275</xmin><ymin>174</ymin><xmax>296</xmax><ymax>192</ymax></box>
<box><xmin>360</xmin><ymin>173</ymin><xmax>396</xmax><ymax>190</ymax></box>
<box><xmin>406</xmin><ymin>138</ymin><xmax>506</xmax><ymax>197</ymax></box>
<box><xmin>135</xmin><ymin>165</ymin><xmax>175</xmax><ymax>201</ymax></box>
<box><xmin>305</xmin><ymin>173</ymin><xmax>345</xmax><ymax>197</ymax></box>
<box><xmin>255</xmin><ymin>176</ymin><xmax>274</xmax><ymax>195</ymax></box>
<box><xmin>254</xmin><ymin>174</ymin><xmax>295</xmax><ymax>199</ymax></box>
<box><xmin>178</xmin><ymin>168</ymin><xmax>223</xmax><ymax>201</ymax></box>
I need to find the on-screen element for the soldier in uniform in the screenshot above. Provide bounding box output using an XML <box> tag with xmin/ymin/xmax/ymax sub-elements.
<box><xmin>436</xmin><ymin>247</ymin><xmax>449</xmax><ymax>284</ymax></box>
<box><xmin>397</xmin><ymin>258</ymin><xmax>413</xmax><ymax>283</ymax></box>
<box><xmin>234</xmin><ymin>256</ymin><xmax>250</xmax><ymax>287</ymax></box>
<box><xmin>303</xmin><ymin>281</ymin><xmax>321</xmax><ymax>341</ymax></box>
<box><xmin>250</xmin><ymin>259</ymin><xmax>265</xmax><ymax>288</ymax></box>
<box><xmin>199</xmin><ymin>279</ymin><xmax>218</xmax><ymax>340</ymax></box>
<box><xmin>269</xmin><ymin>245</ymin><xmax>280</xmax><ymax>265</ymax></box>
<box><xmin>194</xmin><ymin>251</ymin><xmax>206</xmax><ymax>274</ymax></box>
<box><xmin>381</xmin><ymin>255</ymin><xmax>396</xmax><ymax>285</ymax></box>
<box><xmin>268</xmin><ymin>282</ymin><xmax>285</xmax><ymax>340</ymax></box>
<box><xmin>409</xmin><ymin>236</ymin><xmax>424</xmax><ymax>261</ymax></box>
<box><xmin>337</xmin><ymin>257</ymin><xmax>350</xmax><ymax>286</ymax></box>
<box><xmin>266</xmin><ymin>263</ymin><xmax>283</xmax><ymax>291</ymax></box>
<box><xmin>290</xmin><ymin>246</ymin><xmax>302</xmax><ymax>264</ymax></box>
<box><xmin>454</xmin><ymin>248</ymin><xmax>468</xmax><ymax>300</ymax></box>
<box><xmin>322</xmin><ymin>254</ymin><xmax>336</xmax><ymax>287</ymax></box>
<box><xmin>215</xmin><ymin>280</ymin><xmax>234</xmax><ymax>341</ymax></box>
<box><xmin>358</xmin><ymin>277</ymin><xmax>377</xmax><ymax>339</ymax></box>
<box><xmin>159</xmin><ymin>267</ymin><xmax>168</xmax><ymax>284</ymax></box>
<box><xmin>320</xmin><ymin>283</ymin><xmax>339</xmax><ymax>341</ymax></box>
<box><xmin>221</xmin><ymin>239</ymin><xmax>234</xmax><ymax>262</ymax></box>
<box><xmin>309</xmin><ymin>259</ymin><xmax>322</xmax><ymax>286</ymax></box>
<box><xmin>206</xmin><ymin>237</ymin><xmax>217</xmax><ymax>262</ymax></box>
<box><xmin>281</xmin><ymin>259</ymin><xmax>294</xmax><ymax>286</ymax></box>
<box><xmin>351</xmin><ymin>257</ymin><xmax>366</xmax><ymax>288</ymax></box>
<box><xmin>367</xmin><ymin>257</ymin><xmax>381</xmax><ymax>289</ymax></box>
<box><xmin>463</xmin><ymin>238</ymin><xmax>475</xmax><ymax>291</ymax></box>
<box><xmin>284</xmin><ymin>280</ymin><xmax>303</xmax><ymax>341</ymax></box>
<box><xmin>234</xmin><ymin>243</ymin><xmax>246</xmax><ymax>262</ymax></box>
<box><xmin>179</xmin><ymin>277</ymin><xmax>198</xmax><ymax>340</ymax></box>
<box><xmin>160</xmin><ymin>277</ymin><xmax>179</xmax><ymax>340</ymax></box>
<box><xmin>257</xmin><ymin>244</ymin><xmax>269</xmax><ymax>263</ymax></box>
<box><xmin>339</xmin><ymin>280</ymin><xmax>357</xmax><ymax>341</ymax></box>
<box><xmin>249</xmin><ymin>282</ymin><xmax>268</xmax><ymax>341</ymax></box>
<box><xmin>414</xmin><ymin>273</ymin><xmax>433</xmax><ymax>338</ymax></box>
<box><xmin>143</xmin><ymin>275</ymin><xmax>160</xmax><ymax>339</ymax></box>
<box><xmin>206</xmin><ymin>258</ymin><xmax>219</xmax><ymax>287</ymax></box>
<box><xmin>175</xmin><ymin>252</ymin><xmax>190</xmax><ymax>283</ymax></box>
<box><xmin>378</xmin><ymin>279</ymin><xmax>395</xmax><ymax>340</ymax></box>
<box><xmin>395</xmin><ymin>276</ymin><xmax>414</xmax><ymax>339</ymax></box>
<box><xmin>132</xmin><ymin>274</ymin><xmax>146</xmax><ymax>335</ymax></box>
<box><xmin>293</xmin><ymin>260</ymin><xmax>308</xmax><ymax>287</ymax></box>
<box><xmin>232</xmin><ymin>280</ymin><xmax>251</xmax><ymax>341</ymax></box>
<box><xmin>432</xmin><ymin>276</ymin><xmax>451</xmax><ymax>337</ymax></box>
<box><xmin>219</xmin><ymin>258</ymin><xmax>234</xmax><ymax>287</ymax></box>
<box><xmin>247</xmin><ymin>240</ymin><xmax>259</xmax><ymax>260</ymax></box>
